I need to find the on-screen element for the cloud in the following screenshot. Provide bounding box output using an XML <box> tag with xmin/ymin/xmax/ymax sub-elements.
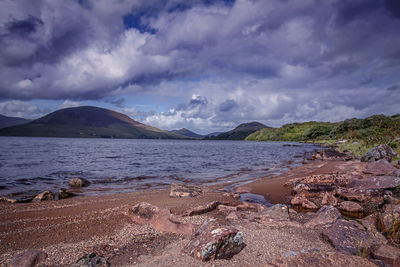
<box><xmin>0</xmin><ymin>100</ymin><xmax>46</xmax><ymax>118</ymax></box>
<box><xmin>58</xmin><ymin>100</ymin><xmax>82</xmax><ymax>109</ymax></box>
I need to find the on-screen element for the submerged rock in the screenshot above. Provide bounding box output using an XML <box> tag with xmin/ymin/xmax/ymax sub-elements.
<box><xmin>169</xmin><ymin>183</ymin><xmax>202</xmax><ymax>198</ymax></box>
<box><xmin>57</xmin><ymin>188</ymin><xmax>76</xmax><ymax>200</ymax></box>
<box><xmin>33</xmin><ymin>191</ymin><xmax>54</xmax><ymax>202</ymax></box>
<box><xmin>183</xmin><ymin>218</ymin><xmax>244</xmax><ymax>261</ymax></box>
<box><xmin>72</xmin><ymin>252</ymin><xmax>110</xmax><ymax>267</ymax></box>
<box><xmin>361</xmin><ymin>144</ymin><xmax>397</xmax><ymax>162</ymax></box>
<box><xmin>69</xmin><ymin>177</ymin><xmax>90</xmax><ymax>188</ymax></box>
<box><xmin>10</xmin><ymin>249</ymin><xmax>47</xmax><ymax>267</ymax></box>
<box><xmin>125</xmin><ymin>202</ymin><xmax>196</xmax><ymax>235</ymax></box>
<box><xmin>0</xmin><ymin>196</ymin><xmax>18</xmax><ymax>203</ymax></box>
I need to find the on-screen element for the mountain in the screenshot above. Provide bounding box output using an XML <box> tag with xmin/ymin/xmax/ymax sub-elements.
<box><xmin>0</xmin><ymin>106</ymin><xmax>186</xmax><ymax>139</ymax></box>
<box><xmin>210</xmin><ymin>122</ymin><xmax>269</xmax><ymax>140</ymax></box>
<box><xmin>203</xmin><ymin>132</ymin><xmax>223</xmax><ymax>138</ymax></box>
<box><xmin>0</xmin><ymin>114</ymin><xmax>30</xmax><ymax>129</ymax></box>
<box><xmin>171</xmin><ymin>128</ymin><xmax>204</xmax><ymax>139</ymax></box>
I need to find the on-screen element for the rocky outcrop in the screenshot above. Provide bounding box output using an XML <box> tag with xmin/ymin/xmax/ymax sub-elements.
<box><xmin>305</xmin><ymin>205</ymin><xmax>341</xmax><ymax>228</ymax></box>
<box><xmin>69</xmin><ymin>177</ymin><xmax>90</xmax><ymax>188</ymax></box>
<box><xmin>361</xmin><ymin>144</ymin><xmax>398</xmax><ymax>162</ymax></box>
<box><xmin>183</xmin><ymin>218</ymin><xmax>244</xmax><ymax>261</ymax></box>
<box><xmin>10</xmin><ymin>250</ymin><xmax>47</xmax><ymax>267</ymax></box>
<box><xmin>321</xmin><ymin>219</ymin><xmax>378</xmax><ymax>256</ymax></box>
<box><xmin>359</xmin><ymin>214</ymin><xmax>388</xmax><ymax>245</ymax></box>
<box><xmin>379</xmin><ymin>204</ymin><xmax>400</xmax><ymax>230</ymax></box>
<box><xmin>169</xmin><ymin>183</ymin><xmax>202</xmax><ymax>198</ymax></box>
<box><xmin>371</xmin><ymin>244</ymin><xmax>400</xmax><ymax>267</ymax></box>
<box><xmin>72</xmin><ymin>252</ymin><xmax>110</xmax><ymax>267</ymax></box>
<box><xmin>338</xmin><ymin>201</ymin><xmax>363</xmax><ymax>213</ymax></box>
<box><xmin>290</xmin><ymin>194</ymin><xmax>318</xmax><ymax>210</ymax></box>
<box><xmin>363</xmin><ymin>160</ymin><xmax>397</xmax><ymax>176</ymax></box>
<box><xmin>268</xmin><ymin>251</ymin><xmax>377</xmax><ymax>267</ymax></box>
<box><xmin>125</xmin><ymin>202</ymin><xmax>196</xmax><ymax>235</ymax></box>
<box><xmin>33</xmin><ymin>191</ymin><xmax>54</xmax><ymax>202</ymax></box>
<box><xmin>183</xmin><ymin>201</ymin><xmax>221</xmax><ymax>216</ymax></box>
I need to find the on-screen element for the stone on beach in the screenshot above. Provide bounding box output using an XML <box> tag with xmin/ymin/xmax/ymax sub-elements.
<box><xmin>69</xmin><ymin>177</ymin><xmax>91</xmax><ymax>188</ymax></box>
<box><xmin>183</xmin><ymin>218</ymin><xmax>244</xmax><ymax>261</ymax></box>
<box><xmin>57</xmin><ymin>188</ymin><xmax>76</xmax><ymax>199</ymax></box>
<box><xmin>125</xmin><ymin>202</ymin><xmax>196</xmax><ymax>235</ymax></box>
<box><xmin>304</xmin><ymin>205</ymin><xmax>341</xmax><ymax>228</ymax></box>
<box><xmin>0</xmin><ymin>196</ymin><xmax>18</xmax><ymax>203</ymax></box>
<box><xmin>361</xmin><ymin>144</ymin><xmax>397</xmax><ymax>162</ymax></box>
<box><xmin>72</xmin><ymin>252</ymin><xmax>110</xmax><ymax>267</ymax></box>
<box><xmin>291</xmin><ymin>194</ymin><xmax>318</xmax><ymax>210</ymax></box>
<box><xmin>10</xmin><ymin>250</ymin><xmax>47</xmax><ymax>267</ymax></box>
<box><xmin>169</xmin><ymin>183</ymin><xmax>202</xmax><ymax>198</ymax></box>
<box><xmin>183</xmin><ymin>201</ymin><xmax>221</xmax><ymax>216</ymax></box>
<box><xmin>33</xmin><ymin>191</ymin><xmax>54</xmax><ymax>201</ymax></box>
<box><xmin>321</xmin><ymin>219</ymin><xmax>378</xmax><ymax>256</ymax></box>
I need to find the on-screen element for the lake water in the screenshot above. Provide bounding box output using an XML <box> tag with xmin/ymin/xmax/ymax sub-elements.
<box><xmin>0</xmin><ymin>137</ymin><xmax>320</xmax><ymax>199</ymax></box>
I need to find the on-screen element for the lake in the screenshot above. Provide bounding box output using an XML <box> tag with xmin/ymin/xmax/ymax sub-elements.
<box><xmin>0</xmin><ymin>137</ymin><xmax>320</xmax><ymax>199</ymax></box>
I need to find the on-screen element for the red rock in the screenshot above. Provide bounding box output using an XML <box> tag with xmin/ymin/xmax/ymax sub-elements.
<box><xmin>291</xmin><ymin>194</ymin><xmax>318</xmax><ymax>210</ymax></box>
<box><xmin>321</xmin><ymin>192</ymin><xmax>338</xmax><ymax>206</ymax></box>
<box><xmin>363</xmin><ymin>160</ymin><xmax>397</xmax><ymax>176</ymax></box>
<box><xmin>183</xmin><ymin>218</ymin><xmax>244</xmax><ymax>261</ymax></box>
<box><xmin>338</xmin><ymin>201</ymin><xmax>363</xmax><ymax>213</ymax></box>
<box><xmin>359</xmin><ymin>214</ymin><xmax>387</xmax><ymax>245</ymax></box>
<box><xmin>11</xmin><ymin>250</ymin><xmax>47</xmax><ymax>267</ymax></box>
<box><xmin>169</xmin><ymin>183</ymin><xmax>202</xmax><ymax>198</ymax></box>
<box><xmin>305</xmin><ymin>205</ymin><xmax>341</xmax><ymax>228</ymax></box>
<box><xmin>217</xmin><ymin>205</ymin><xmax>237</xmax><ymax>213</ymax></box>
<box><xmin>372</xmin><ymin>244</ymin><xmax>400</xmax><ymax>266</ymax></box>
<box><xmin>380</xmin><ymin>204</ymin><xmax>400</xmax><ymax>230</ymax></box>
<box><xmin>183</xmin><ymin>201</ymin><xmax>221</xmax><ymax>216</ymax></box>
<box><xmin>236</xmin><ymin>202</ymin><xmax>266</xmax><ymax>213</ymax></box>
<box><xmin>125</xmin><ymin>202</ymin><xmax>196</xmax><ymax>235</ymax></box>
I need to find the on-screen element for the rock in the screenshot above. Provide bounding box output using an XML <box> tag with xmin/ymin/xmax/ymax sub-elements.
<box><xmin>169</xmin><ymin>183</ymin><xmax>202</xmax><ymax>198</ymax></box>
<box><xmin>10</xmin><ymin>250</ymin><xmax>47</xmax><ymax>267</ymax></box>
<box><xmin>321</xmin><ymin>192</ymin><xmax>338</xmax><ymax>206</ymax></box>
<box><xmin>321</xmin><ymin>219</ymin><xmax>378</xmax><ymax>255</ymax></box>
<box><xmin>226</xmin><ymin>211</ymin><xmax>239</xmax><ymax>221</ymax></box>
<box><xmin>0</xmin><ymin>196</ymin><xmax>18</xmax><ymax>203</ymax></box>
<box><xmin>371</xmin><ymin>244</ymin><xmax>400</xmax><ymax>267</ymax></box>
<box><xmin>305</xmin><ymin>205</ymin><xmax>341</xmax><ymax>228</ymax></box>
<box><xmin>125</xmin><ymin>202</ymin><xmax>196</xmax><ymax>235</ymax></box>
<box><xmin>57</xmin><ymin>188</ymin><xmax>76</xmax><ymax>200</ymax></box>
<box><xmin>291</xmin><ymin>194</ymin><xmax>318</xmax><ymax>210</ymax></box>
<box><xmin>322</xmin><ymin>148</ymin><xmax>352</xmax><ymax>161</ymax></box>
<box><xmin>217</xmin><ymin>205</ymin><xmax>237</xmax><ymax>213</ymax></box>
<box><xmin>183</xmin><ymin>218</ymin><xmax>244</xmax><ymax>261</ymax></box>
<box><xmin>254</xmin><ymin>204</ymin><xmax>301</xmax><ymax>227</ymax></box>
<box><xmin>268</xmin><ymin>251</ymin><xmax>377</xmax><ymax>267</ymax></box>
<box><xmin>338</xmin><ymin>201</ymin><xmax>363</xmax><ymax>213</ymax></box>
<box><xmin>33</xmin><ymin>191</ymin><xmax>54</xmax><ymax>202</ymax></box>
<box><xmin>183</xmin><ymin>201</ymin><xmax>221</xmax><ymax>216</ymax></box>
<box><xmin>384</xmin><ymin>194</ymin><xmax>400</xmax><ymax>205</ymax></box>
<box><xmin>359</xmin><ymin>214</ymin><xmax>388</xmax><ymax>245</ymax></box>
<box><xmin>234</xmin><ymin>186</ymin><xmax>252</xmax><ymax>194</ymax></box>
<box><xmin>361</xmin><ymin>144</ymin><xmax>397</xmax><ymax>162</ymax></box>
<box><xmin>379</xmin><ymin>204</ymin><xmax>400</xmax><ymax>230</ymax></box>
<box><xmin>363</xmin><ymin>160</ymin><xmax>397</xmax><ymax>176</ymax></box>
<box><xmin>72</xmin><ymin>252</ymin><xmax>110</xmax><ymax>267</ymax></box>
<box><xmin>69</xmin><ymin>177</ymin><xmax>90</xmax><ymax>188</ymax></box>
<box><xmin>236</xmin><ymin>202</ymin><xmax>267</xmax><ymax>213</ymax></box>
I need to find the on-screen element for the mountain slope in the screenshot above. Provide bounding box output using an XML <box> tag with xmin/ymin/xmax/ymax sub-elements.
<box><xmin>210</xmin><ymin>122</ymin><xmax>269</xmax><ymax>140</ymax></box>
<box><xmin>171</xmin><ymin>128</ymin><xmax>204</xmax><ymax>139</ymax></box>
<box><xmin>0</xmin><ymin>114</ymin><xmax>30</xmax><ymax>129</ymax></box>
<box><xmin>0</xmin><ymin>106</ymin><xmax>186</xmax><ymax>139</ymax></box>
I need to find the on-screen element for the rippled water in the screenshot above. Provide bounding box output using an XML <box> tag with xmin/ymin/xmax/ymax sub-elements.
<box><xmin>0</xmin><ymin>137</ymin><xmax>320</xmax><ymax>198</ymax></box>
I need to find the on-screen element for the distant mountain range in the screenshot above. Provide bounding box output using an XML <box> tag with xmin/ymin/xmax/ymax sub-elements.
<box><xmin>0</xmin><ymin>106</ymin><xmax>186</xmax><ymax>139</ymax></box>
<box><xmin>0</xmin><ymin>114</ymin><xmax>31</xmax><ymax>129</ymax></box>
<box><xmin>208</xmin><ymin>122</ymin><xmax>270</xmax><ymax>140</ymax></box>
<box><xmin>171</xmin><ymin>128</ymin><xmax>204</xmax><ymax>139</ymax></box>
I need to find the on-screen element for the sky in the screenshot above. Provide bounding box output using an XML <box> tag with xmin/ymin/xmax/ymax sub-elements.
<box><xmin>0</xmin><ymin>0</ymin><xmax>399</xmax><ymax>134</ymax></box>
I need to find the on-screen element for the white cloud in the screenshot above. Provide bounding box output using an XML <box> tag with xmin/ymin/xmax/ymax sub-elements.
<box><xmin>58</xmin><ymin>100</ymin><xmax>82</xmax><ymax>109</ymax></box>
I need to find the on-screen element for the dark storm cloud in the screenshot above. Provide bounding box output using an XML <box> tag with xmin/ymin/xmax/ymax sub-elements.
<box><xmin>0</xmin><ymin>0</ymin><xmax>400</xmax><ymax>130</ymax></box>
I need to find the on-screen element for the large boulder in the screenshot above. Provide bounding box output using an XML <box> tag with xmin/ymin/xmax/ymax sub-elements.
<box><xmin>33</xmin><ymin>191</ymin><xmax>54</xmax><ymax>202</ymax></box>
<box><xmin>169</xmin><ymin>183</ymin><xmax>202</xmax><ymax>198</ymax></box>
<box><xmin>363</xmin><ymin>160</ymin><xmax>397</xmax><ymax>176</ymax></box>
<box><xmin>124</xmin><ymin>202</ymin><xmax>196</xmax><ymax>235</ymax></box>
<box><xmin>305</xmin><ymin>205</ymin><xmax>341</xmax><ymax>228</ymax></box>
<box><xmin>267</xmin><ymin>251</ymin><xmax>377</xmax><ymax>267</ymax></box>
<box><xmin>72</xmin><ymin>252</ymin><xmax>110</xmax><ymax>267</ymax></box>
<box><xmin>69</xmin><ymin>177</ymin><xmax>90</xmax><ymax>188</ymax></box>
<box><xmin>321</xmin><ymin>219</ymin><xmax>378</xmax><ymax>255</ymax></box>
<box><xmin>183</xmin><ymin>218</ymin><xmax>244</xmax><ymax>261</ymax></box>
<box><xmin>371</xmin><ymin>244</ymin><xmax>400</xmax><ymax>267</ymax></box>
<box><xmin>10</xmin><ymin>250</ymin><xmax>47</xmax><ymax>267</ymax></box>
<box><xmin>361</xmin><ymin>144</ymin><xmax>397</xmax><ymax>162</ymax></box>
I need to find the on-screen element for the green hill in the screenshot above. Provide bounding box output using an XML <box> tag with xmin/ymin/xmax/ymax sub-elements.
<box><xmin>210</xmin><ymin>122</ymin><xmax>269</xmax><ymax>140</ymax></box>
<box><xmin>0</xmin><ymin>106</ymin><xmax>187</xmax><ymax>139</ymax></box>
<box><xmin>0</xmin><ymin>114</ymin><xmax>30</xmax><ymax>129</ymax></box>
<box><xmin>246</xmin><ymin>114</ymin><xmax>400</xmax><ymax>156</ymax></box>
<box><xmin>171</xmin><ymin>128</ymin><xmax>204</xmax><ymax>139</ymax></box>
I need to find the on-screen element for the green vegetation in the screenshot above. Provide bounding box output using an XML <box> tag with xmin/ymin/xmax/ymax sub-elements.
<box><xmin>246</xmin><ymin>114</ymin><xmax>400</xmax><ymax>156</ymax></box>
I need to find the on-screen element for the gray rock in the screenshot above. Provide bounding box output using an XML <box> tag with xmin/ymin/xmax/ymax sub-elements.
<box><xmin>305</xmin><ymin>205</ymin><xmax>341</xmax><ymax>228</ymax></box>
<box><xmin>169</xmin><ymin>183</ymin><xmax>202</xmax><ymax>198</ymax></box>
<box><xmin>11</xmin><ymin>249</ymin><xmax>47</xmax><ymax>267</ymax></box>
<box><xmin>183</xmin><ymin>218</ymin><xmax>244</xmax><ymax>261</ymax></box>
<box><xmin>57</xmin><ymin>188</ymin><xmax>76</xmax><ymax>200</ymax></box>
<box><xmin>69</xmin><ymin>177</ymin><xmax>90</xmax><ymax>188</ymax></box>
<box><xmin>321</xmin><ymin>219</ymin><xmax>378</xmax><ymax>255</ymax></box>
<box><xmin>361</xmin><ymin>144</ymin><xmax>397</xmax><ymax>162</ymax></box>
<box><xmin>33</xmin><ymin>191</ymin><xmax>54</xmax><ymax>202</ymax></box>
<box><xmin>72</xmin><ymin>253</ymin><xmax>110</xmax><ymax>267</ymax></box>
